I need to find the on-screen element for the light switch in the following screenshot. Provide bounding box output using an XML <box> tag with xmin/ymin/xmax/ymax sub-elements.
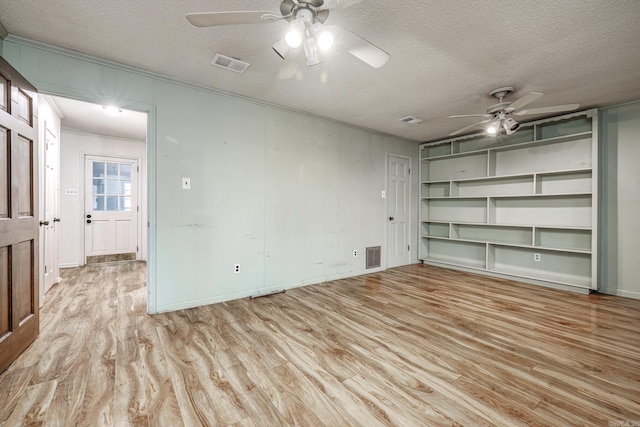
<box><xmin>381</xmin><ymin>190</ymin><xmax>386</xmax><ymax>198</ymax></box>
<box><xmin>182</xmin><ymin>177</ymin><xmax>191</xmax><ymax>190</ymax></box>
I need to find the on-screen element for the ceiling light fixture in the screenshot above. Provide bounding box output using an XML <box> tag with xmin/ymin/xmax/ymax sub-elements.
<box><xmin>486</xmin><ymin>120</ymin><xmax>500</xmax><ymax>136</ymax></box>
<box><xmin>311</xmin><ymin>22</ymin><xmax>335</xmax><ymax>52</ymax></box>
<box><xmin>503</xmin><ymin>117</ymin><xmax>520</xmax><ymax>135</ymax></box>
<box><xmin>103</xmin><ymin>105</ymin><xmax>122</xmax><ymax>116</ymax></box>
<box><xmin>284</xmin><ymin>18</ymin><xmax>305</xmax><ymax>48</ymax></box>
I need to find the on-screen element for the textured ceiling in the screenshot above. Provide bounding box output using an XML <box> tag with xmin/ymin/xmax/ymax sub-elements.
<box><xmin>1</xmin><ymin>0</ymin><xmax>640</xmax><ymax>142</ymax></box>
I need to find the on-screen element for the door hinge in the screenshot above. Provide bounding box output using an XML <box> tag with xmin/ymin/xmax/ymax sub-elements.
<box><xmin>408</xmin><ymin>245</ymin><xmax>410</xmax><ymax>251</ymax></box>
<box><xmin>408</xmin><ymin>168</ymin><xmax>411</xmax><ymax>174</ymax></box>
<box><xmin>137</xmin><ymin>166</ymin><xmax>139</xmax><ymax>172</ymax></box>
<box><xmin>137</xmin><ymin>206</ymin><xmax>139</xmax><ymax>212</ymax></box>
<box><xmin>137</xmin><ymin>246</ymin><xmax>139</xmax><ymax>252</ymax></box>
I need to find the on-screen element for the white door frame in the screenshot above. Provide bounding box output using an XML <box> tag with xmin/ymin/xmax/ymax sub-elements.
<box><xmin>385</xmin><ymin>153</ymin><xmax>412</xmax><ymax>268</ymax></box>
<box><xmin>81</xmin><ymin>153</ymin><xmax>142</xmax><ymax>264</ymax></box>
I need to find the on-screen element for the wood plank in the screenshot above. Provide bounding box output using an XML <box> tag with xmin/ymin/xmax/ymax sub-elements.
<box><xmin>1</xmin><ymin>261</ymin><xmax>640</xmax><ymax>425</ymax></box>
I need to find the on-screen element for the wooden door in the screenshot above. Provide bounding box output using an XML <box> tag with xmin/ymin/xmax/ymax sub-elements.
<box><xmin>0</xmin><ymin>56</ymin><xmax>39</xmax><ymax>373</ymax></box>
<box><xmin>387</xmin><ymin>155</ymin><xmax>411</xmax><ymax>268</ymax></box>
<box><xmin>84</xmin><ymin>156</ymin><xmax>138</xmax><ymax>262</ymax></box>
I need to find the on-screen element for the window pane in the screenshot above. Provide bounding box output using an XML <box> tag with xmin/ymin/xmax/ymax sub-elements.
<box><xmin>106</xmin><ymin>196</ymin><xmax>118</xmax><ymax>211</ymax></box>
<box><xmin>120</xmin><ymin>164</ymin><xmax>131</xmax><ymax>179</ymax></box>
<box><xmin>107</xmin><ymin>163</ymin><xmax>118</xmax><ymax>178</ymax></box>
<box><xmin>106</xmin><ymin>179</ymin><xmax>118</xmax><ymax>195</ymax></box>
<box><xmin>120</xmin><ymin>180</ymin><xmax>132</xmax><ymax>196</ymax></box>
<box><xmin>93</xmin><ymin>162</ymin><xmax>105</xmax><ymax>178</ymax></box>
<box><xmin>93</xmin><ymin>179</ymin><xmax>104</xmax><ymax>195</ymax></box>
<box><xmin>121</xmin><ymin>196</ymin><xmax>132</xmax><ymax>212</ymax></box>
<box><xmin>93</xmin><ymin>195</ymin><xmax>105</xmax><ymax>211</ymax></box>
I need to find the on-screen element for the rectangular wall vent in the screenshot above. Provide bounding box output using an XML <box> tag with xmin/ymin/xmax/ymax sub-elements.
<box><xmin>366</xmin><ymin>246</ymin><xmax>381</xmax><ymax>269</ymax></box>
<box><xmin>210</xmin><ymin>54</ymin><xmax>250</xmax><ymax>74</ymax></box>
<box><xmin>399</xmin><ymin>116</ymin><xmax>423</xmax><ymax>125</ymax></box>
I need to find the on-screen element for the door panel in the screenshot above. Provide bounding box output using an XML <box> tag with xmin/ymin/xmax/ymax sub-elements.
<box><xmin>0</xmin><ymin>56</ymin><xmax>39</xmax><ymax>374</ymax></box>
<box><xmin>17</xmin><ymin>135</ymin><xmax>34</xmax><ymax>216</ymax></box>
<box><xmin>0</xmin><ymin>128</ymin><xmax>8</xmax><ymax>217</ymax></box>
<box><xmin>387</xmin><ymin>155</ymin><xmax>411</xmax><ymax>268</ymax></box>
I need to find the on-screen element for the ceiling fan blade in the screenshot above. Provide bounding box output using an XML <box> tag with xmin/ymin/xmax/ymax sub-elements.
<box><xmin>449</xmin><ymin>119</ymin><xmax>492</xmax><ymax>136</ymax></box>
<box><xmin>514</xmin><ymin>103</ymin><xmax>580</xmax><ymax>116</ymax></box>
<box><xmin>337</xmin><ymin>28</ymin><xmax>390</xmax><ymax>68</ymax></box>
<box><xmin>506</xmin><ymin>92</ymin><xmax>543</xmax><ymax>112</ymax></box>
<box><xmin>448</xmin><ymin>113</ymin><xmax>492</xmax><ymax>119</ymax></box>
<box><xmin>278</xmin><ymin>46</ymin><xmax>303</xmax><ymax>79</ymax></box>
<box><xmin>319</xmin><ymin>0</ymin><xmax>364</xmax><ymax>10</ymax></box>
<box><xmin>186</xmin><ymin>11</ymin><xmax>279</xmax><ymax>27</ymax></box>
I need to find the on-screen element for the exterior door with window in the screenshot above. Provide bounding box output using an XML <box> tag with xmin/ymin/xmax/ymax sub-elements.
<box><xmin>84</xmin><ymin>156</ymin><xmax>138</xmax><ymax>262</ymax></box>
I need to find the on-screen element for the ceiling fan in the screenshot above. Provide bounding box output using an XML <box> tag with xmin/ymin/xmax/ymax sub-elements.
<box><xmin>448</xmin><ymin>87</ymin><xmax>580</xmax><ymax>137</ymax></box>
<box><xmin>186</xmin><ymin>0</ymin><xmax>390</xmax><ymax>79</ymax></box>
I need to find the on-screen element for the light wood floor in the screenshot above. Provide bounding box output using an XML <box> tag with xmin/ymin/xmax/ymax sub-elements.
<box><xmin>1</xmin><ymin>262</ymin><xmax>639</xmax><ymax>426</ymax></box>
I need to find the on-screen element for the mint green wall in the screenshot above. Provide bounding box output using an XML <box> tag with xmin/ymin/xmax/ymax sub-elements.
<box><xmin>600</xmin><ymin>102</ymin><xmax>640</xmax><ymax>299</ymax></box>
<box><xmin>2</xmin><ymin>37</ymin><xmax>419</xmax><ymax>312</ymax></box>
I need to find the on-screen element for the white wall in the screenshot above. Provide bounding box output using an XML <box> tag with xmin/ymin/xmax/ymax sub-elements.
<box><xmin>59</xmin><ymin>130</ymin><xmax>147</xmax><ymax>267</ymax></box>
<box><xmin>600</xmin><ymin>102</ymin><xmax>640</xmax><ymax>298</ymax></box>
<box><xmin>3</xmin><ymin>37</ymin><xmax>419</xmax><ymax>312</ymax></box>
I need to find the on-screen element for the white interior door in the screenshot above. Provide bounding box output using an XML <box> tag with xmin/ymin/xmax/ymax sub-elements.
<box><xmin>84</xmin><ymin>156</ymin><xmax>138</xmax><ymax>261</ymax></box>
<box><xmin>43</xmin><ymin>127</ymin><xmax>59</xmax><ymax>293</ymax></box>
<box><xmin>387</xmin><ymin>154</ymin><xmax>411</xmax><ymax>268</ymax></box>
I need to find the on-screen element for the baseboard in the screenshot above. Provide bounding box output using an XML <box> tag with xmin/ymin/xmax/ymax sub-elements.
<box><xmin>151</xmin><ymin>266</ymin><xmax>390</xmax><ymax>314</ymax></box>
<box><xmin>598</xmin><ymin>287</ymin><xmax>640</xmax><ymax>300</ymax></box>
<box><xmin>59</xmin><ymin>263</ymin><xmax>80</xmax><ymax>269</ymax></box>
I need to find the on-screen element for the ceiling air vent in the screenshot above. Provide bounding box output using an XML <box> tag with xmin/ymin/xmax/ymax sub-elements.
<box><xmin>399</xmin><ymin>116</ymin><xmax>423</xmax><ymax>125</ymax></box>
<box><xmin>210</xmin><ymin>54</ymin><xmax>250</xmax><ymax>74</ymax></box>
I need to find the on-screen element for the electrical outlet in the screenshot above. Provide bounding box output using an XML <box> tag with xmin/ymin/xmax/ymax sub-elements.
<box><xmin>234</xmin><ymin>263</ymin><xmax>240</xmax><ymax>274</ymax></box>
<box><xmin>534</xmin><ymin>253</ymin><xmax>541</xmax><ymax>262</ymax></box>
<box><xmin>353</xmin><ymin>250</ymin><xmax>358</xmax><ymax>257</ymax></box>
<box><xmin>381</xmin><ymin>190</ymin><xmax>386</xmax><ymax>198</ymax></box>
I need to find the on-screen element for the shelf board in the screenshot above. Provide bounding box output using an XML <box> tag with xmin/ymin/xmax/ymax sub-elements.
<box><xmin>421</xmin><ymin>256</ymin><xmax>485</xmax><ymax>270</ymax></box>
<box><xmin>422</xmin><ymin>192</ymin><xmax>591</xmax><ymax>200</ymax></box>
<box><xmin>421</xmin><ymin>168</ymin><xmax>592</xmax><ymax>185</ymax></box>
<box><xmin>421</xmin><ymin>236</ymin><xmax>592</xmax><ymax>254</ymax></box>
<box><xmin>420</xmin><ymin>131</ymin><xmax>592</xmax><ymax>161</ymax></box>
<box><xmin>489</xmin><ymin>266</ymin><xmax>591</xmax><ymax>288</ymax></box>
<box><xmin>420</xmin><ymin>220</ymin><xmax>592</xmax><ymax>232</ymax></box>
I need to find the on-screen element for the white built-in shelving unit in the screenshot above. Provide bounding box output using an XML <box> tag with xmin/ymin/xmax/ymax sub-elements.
<box><xmin>419</xmin><ymin>110</ymin><xmax>598</xmax><ymax>291</ymax></box>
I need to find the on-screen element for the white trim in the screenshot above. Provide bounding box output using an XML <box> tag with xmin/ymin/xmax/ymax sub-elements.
<box><xmin>598</xmin><ymin>288</ymin><xmax>640</xmax><ymax>300</ymax></box>
<box><xmin>59</xmin><ymin>263</ymin><xmax>80</xmax><ymax>269</ymax></box>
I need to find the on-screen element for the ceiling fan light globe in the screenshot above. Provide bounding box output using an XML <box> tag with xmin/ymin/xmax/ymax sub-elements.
<box><xmin>285</xmin><ymin>19</ymin><xmax>305</xmax><ymax>48</ymax></box>
<box><xmin>503</xmin><ymin>117</ymin><xmax>520</xmax><ymax>133</ymax></box>
<box><xmin>486</xmin><ymin>122</ymin><xmax>499</xmax><ymax>136</ymax></box>
<box><xmin>317</xmin><ymin>30</ymin><xmax>334</xmax><ymax>51</ymax></box>
<box><xmin>285</xmin><ymin>30</ymin><xmax>303</xmax><ymax>48</ymax></box>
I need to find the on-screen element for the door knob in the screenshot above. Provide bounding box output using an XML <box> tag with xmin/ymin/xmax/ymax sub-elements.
<box><xmin>86</xmin><ymin>219</ymin><xmax>92</xmax><ymax>224</ymax></box>
<box><xmin>389</xmin><ymin>216</ymin><xmax>394</xmax><ymax>221</ymax></box>
<box><xmin>53</xmin><ymin>217</ymin><xmax>61</xmax><ymax>222</ymax></box>
<box><xmin>39</xmin><ymin>220</ymin><xmax>50</xmax><ymax>226</ymax></box>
